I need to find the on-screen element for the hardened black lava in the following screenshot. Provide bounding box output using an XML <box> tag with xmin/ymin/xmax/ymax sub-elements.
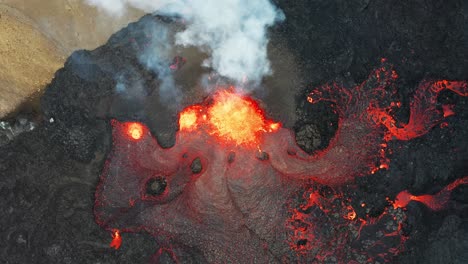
<box><xmin>1</xmin><ymin>0</ymin><xmax>467</xmax><ymax>263</ymax></box>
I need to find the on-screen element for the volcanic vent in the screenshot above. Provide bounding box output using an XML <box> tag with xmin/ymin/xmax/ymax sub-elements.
<box><xmin>2</xmin><ymin>2</ymin><xmax>468</xmax><ymax>263</ymax></box>
<box><xmin>93</xmin><ymin>58</ymin><xmax>467</xmax><ymax>262</ymax></box>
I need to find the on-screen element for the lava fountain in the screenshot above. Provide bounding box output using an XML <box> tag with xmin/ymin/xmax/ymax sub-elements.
<box><xmin>179</xmin><ymin>89</ymin><xmax>281</xmax><ymax>146</ymax></box>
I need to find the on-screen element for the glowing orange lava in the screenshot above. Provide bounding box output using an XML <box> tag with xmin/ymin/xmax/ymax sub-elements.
<box><xmin>126</xmin><ymin>122</ymin><xmax>144</xmax><ymax>140</ymax></box>
<box><xmin>368</xmin><ymin>80</ymin><xmax>468</xmax><ymax>141</ymax></box>
<box><xmin>208</xmin><ymin>91</ymin><xmax>267</xmax><ymax>145</ymax></box>
<box><xmin>442</xmin><ymin>105</ymin><xmax>455</xmax><ymax>118</ymax></box>
<box><xmin>178</xmin><ymin>89</ymin><xmax>280</xmax><ymax>146</ymax></box>
<box><xmin>110</xmin><ymin>229</ymin><xmax>122</xmax><ymax>250</ymax></box>
<box><xmin>343</xmin><ymin>205</ymin><xmax>357</xmax><ymax>220</ymax></box>
<box><xmin>393</xmin><ymin>176</ymin><xmax>468</xmax><ymax>211</ymax></box>
<box><xmin>179</xmin><ymin>106</ymin><xmax>201</xmax><ymax>131</ymax></box>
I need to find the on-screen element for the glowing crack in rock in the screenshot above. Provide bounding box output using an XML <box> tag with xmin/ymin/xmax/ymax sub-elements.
<box><xmin>286</xmin><ymin>186</ymin><xmax>409</xmax><ymax>263</ymax></box>
<box><xmin>95</xmin><ymin>62</ymin><xmax>467</xmax><ymax>262</ymax></box>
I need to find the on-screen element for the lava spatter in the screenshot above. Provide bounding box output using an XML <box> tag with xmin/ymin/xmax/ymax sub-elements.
<box><xmin>178</xmin><ymin>89</ymin><xmax>280</xmax><ymax>146</ymax></box>
<box><xmin>179</xmin><ymin>105</ymin><xmax>202</xmax><ymax>132</ymax></box>
<box><xmin>124</xmin><ymin>122</ymin><xmax>145</xmax><ymax>141</ymax></box>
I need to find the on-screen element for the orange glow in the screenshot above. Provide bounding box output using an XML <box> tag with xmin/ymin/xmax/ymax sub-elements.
<box><xmin>442</xmin><ymin>105</ymin><xmax>455</xmax><ymax>118</ymax></box>
<box><xmin>208</xmin><ymin>90</ymin><xmax>267</xmax><ymax>145</ymax></box>
<box><xmin>393</xmin><ymin>176</ymin><xmax>468</xmax><ymax>211</ymax></box>
<box><xmin>446</xmin><ymin>176</ymin><xmax>468</xmax><ymax>191</ymax></box>
<box><xmin>393</xmin><ymin>191</ymin><xmax>447</xmax><ymax>211</ymax></box>
<box><xmin>344</xmin><ymin>205</ymin><xmax>357</xmax><ymax>220</ymax></box>
<box><xmin>392</xmin><ymin>190</ymin><xmax>412</xmax><ymax>209</ymax></box>
<box><xmin>379</xmin><ymin>163</ymin><xmax>389</xmax><ymax>169</ymax></box>
<box><xmin>177</xmin><ymin>89</ymin><xmax>281</xmax><ymax>146</ymax></box>
<box><xmin>110</xmin><ymin>229</ymin><xmax>122</xmax><ymax>250</ymax></box>
<box><xmin>269</xmin><ymin>122</ymin><xmax>281</xmax><ymax>132</ymax></box>
<box><xmin>368</xmin><ymin>80</ymin><xmax>467</xmax><ymax>141</ymax></box>
<box><xmin>179</xmin><ymin>106</ymin><xmax>201</xmax><ymax>131</ymax></box>
<box><xmin>126</xmin><ymin>122</ymin><xmax>144</xmax><ymax>140</ymax></box>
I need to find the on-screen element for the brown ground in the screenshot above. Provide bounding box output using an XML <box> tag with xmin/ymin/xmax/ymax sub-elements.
<box><xmin>0</xmin><ymin>1</ymin><xmax>143</xmax><ymax>118</ymax></box>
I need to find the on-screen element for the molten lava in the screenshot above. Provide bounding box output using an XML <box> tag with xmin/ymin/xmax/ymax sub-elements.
<box><xmin>125</xmin><ymin>122</ymin><xmax>144</xmax><ymax>140</ymax></box>
<box><xmin>179</xmin><ymin>106</ymin><xmax>201</xmax><ymax>131</ymax></box>
<box><xmin>393</xmin><ymin>176</ymin><xmax>468</xmax><ymax>211</ymax></box>
<box><xmin>367</xmin><ymin>80</ymin><xmax>468</xmax><ymax>141</ymax></box>
<box><xmin>96</xmin><ymin>62</ymin><xmax>468</xmax><ymax>263</ymax></box>
<box><xmin>110</xmin><ymin>229</ymin><xmax>122</xmax><ymax>250</ymax></box>
<box><xmin>208</xmin><ymin>90</ymin><xmax>269</xmax><ymax>145</ymax></box>
<box><xmin>178</xmin><ymin>89</ymin><xmax>280</xmax><ymax>146</ymax></box>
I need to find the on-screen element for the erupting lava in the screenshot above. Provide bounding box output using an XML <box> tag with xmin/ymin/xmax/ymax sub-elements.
<box><xmin>178</xmin><ymin>106</ymin><xmax>201</xmax><ymax>131</ymax></box>
<box><xmin>179</xmin><ymin>89</ymin><xmax>280</xmax><ymax>146</ymax></box>
<box><xmin>125</xmin><ymin>122</ymin><xmax>145</xmax><ymax>140</ymax></box>
<box><xmin>95</xmin><ymin>61</ymin><xmax>468</xmax><ymax>263</ymax></box>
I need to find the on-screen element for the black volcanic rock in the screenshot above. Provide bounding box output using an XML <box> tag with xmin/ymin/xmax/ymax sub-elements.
<box><xmin>1</xmin><ymin>0</ymin><xmax>467</xmax><ymax>263</ymax></box>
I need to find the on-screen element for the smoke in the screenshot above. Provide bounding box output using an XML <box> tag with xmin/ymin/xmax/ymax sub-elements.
<box><xmin>111</xmin><ymin>18</ymin><xmax>182</xmax><ymax>108</ymax></box>
<box><xmin>137</xmin><ymin>20</ymin><xmax>182</xmax><ymax>106</ymax></box>
<box><xmin>85</xmin><ymin>0</ymin><xmax>284</xmax><ymax>84</ymax></box>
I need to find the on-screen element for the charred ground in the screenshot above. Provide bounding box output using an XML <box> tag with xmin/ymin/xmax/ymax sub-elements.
<box><xmin>1</xmin><ymin>0</ymin><xmax>468</xmax><ymax>263</ymax></box>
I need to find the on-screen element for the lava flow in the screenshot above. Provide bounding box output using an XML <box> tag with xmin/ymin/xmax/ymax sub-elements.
<box><xmin>287</xmin><ymin>185</ymin><xmax>408</xmax><ymax>263</ymax></box>
<box><xmin>109</xmin><ymin>229</ymin><xmax>122</xmax><ymax>250</ymax></box>
<box><xmin>95</xmin><ymin>61</ymin><xmax>468</xmax><ymax>263</ymax></box>
<box><xmin>393</xmin><ymin>176</ymin><xmax>468</xmax><ymax>211</ymax></box>
<box><xmin>179</xmin><ymin>89</ymin><xmax>281</xmax><ymax>146</ymax></box>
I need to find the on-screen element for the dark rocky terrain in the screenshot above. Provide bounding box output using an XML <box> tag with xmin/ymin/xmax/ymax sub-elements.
<box><xmin>1</xmin><ymin>0</ymin><xmax>467</xmax><ymax>263</ymax></box>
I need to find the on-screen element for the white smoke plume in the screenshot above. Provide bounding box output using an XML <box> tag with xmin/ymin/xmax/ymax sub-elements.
<box><xmin>85</xmin><ymin>0</ymin><xmax>284</xmax><ymax>84</ymax></box>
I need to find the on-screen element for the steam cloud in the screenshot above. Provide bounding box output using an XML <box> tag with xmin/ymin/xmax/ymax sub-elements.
<box><xmin>86</xmin><ymin>0</ymin><xmax>284</xmax><ymax>84</ymax></box>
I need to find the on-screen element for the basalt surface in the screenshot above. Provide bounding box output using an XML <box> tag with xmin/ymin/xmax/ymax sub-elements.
<box><xmin>1</xmin><ymin>0</ymin><xmax>468</xmax><ymax>263</ymax></box>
